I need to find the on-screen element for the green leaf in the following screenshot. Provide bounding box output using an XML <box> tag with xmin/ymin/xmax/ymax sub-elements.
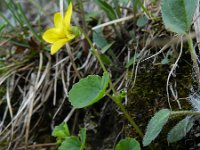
<box><xmin>94</xmin><ymin>0</ymin><xmax>117</xmax><ymax>20</ymax></box>
<box><xmin>101</xmin><ymin>42</ymin><xmax>114</xmax><ymax>54</ymax></box>
<box><xmin>113</xmin><ymin>90</ymin><xmax>127</xmax><ymax>104</ymax></box>
<box><xmin>79</xmin><ymin>128</ymin><xmax>86</xmax><ymax>150</ymax></box>
<box><xmin>143</xmin><ymin>109</ymin><xmax>171</xmax><ymax>146</ymax></box>
<box><xmin>167</xmin><ymin>116</ymin><xmax>194</xmax><ymax>143</ymax></box>
<box><xmin>161</xmin><ymin>58</ymin><xmax>169</xmax><ymax>65</ymax></box>
<box><xmin>58</xmin><ymin>136</ymin><xmax>81</xmax><ymax>150</ymax></box>
<box><xmin>85</xmin><ymin>11</ymin><xmax>100</xmax><ymax>22</ymax></box>
<box><xmin>136</xmin><ymin>16</ymin><xmax>148</xmax><ymax>27</ymax></box>
<box><xmin>161</xmin><ymin>0</ymin><xmax>198</xmax><ymax>34</ymax></box>
<box><xmin>93</xmin><ymin>29</ymin><xmax>114</xmax><ymax>54</ymax></box>
<box><xmin>93</xmin><ymin>29</ymin><xmax>108</xmax><ymax>49</ymax></box>
<box><xmin>69</xmin><ymin>72</ymin><xmax>110</xmax><ymax>108</ymax></box>
<box><xmin>52</xmin><ymin>122</ymin><xmax>70</xmax><ymax>138</ymax></box>
<box><xmin>0</xmin><ymin>23</ymin><xmax>6</xmax><ymax>32</ymax></box>
<box><xmin>71</xmin><ymin>26</ymin><xmax>81</xmax><ymax>38</ymax></box>
<box><xmin>100</xmin><ymin>54</ymin><xmax>112</xmax><ymax>65</ymax></box>
<box><xmin>116</xmin><ymin>138</ymin><xmax>141</xmax><ymax>150</ymax></box>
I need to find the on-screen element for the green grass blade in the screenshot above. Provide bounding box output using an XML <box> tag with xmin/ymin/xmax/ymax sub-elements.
<box><xmin>94</xmin><ymin>0</ymin><xmax>117</xmax><ymax>20</ymax></box>
<box><xmin>16</xmin><ymin>3</ymin><xmax>42</xmax><ymax>42</ymax></box>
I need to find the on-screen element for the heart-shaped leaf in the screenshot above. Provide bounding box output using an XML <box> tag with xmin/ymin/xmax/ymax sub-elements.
<box><xmin>52</xmin><ymin>122</ymin><xmax>70</xmax><ymax>138</ymax></box>
<box><xmin>58</xmin><ymin>136</ymin><xmax>81</xmax><ymax>150</ymax></box>
<box><xmin>69</xmin><ymin>72</ymin><xmax>109</xmax><ymax>108</ymax></box>
<box><xmin>161</xmin><ymin>0</ymin><xmax>198</xmax><ymax>34</ymax></box>
<box><xmin>116</xmin><ymin>138</ymin><xmax>141</xmax><ymax>150</ymax></box>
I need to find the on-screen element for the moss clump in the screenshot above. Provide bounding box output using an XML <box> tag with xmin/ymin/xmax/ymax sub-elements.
<box><xmin>125</xmin><ymin>54</ymin><xmax>193</xmax><ymax>148</ymax></box>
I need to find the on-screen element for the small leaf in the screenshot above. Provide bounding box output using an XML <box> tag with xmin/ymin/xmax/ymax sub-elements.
<box><xmin>161</xmin><ymin>58</ymin><xmax>169</xmax><ymax>65</ymax></box>
<box><xmin>58</xmin><ymin>136</ymin><xmax>81</xmax><ymax>150</ymax></box>
<box><xmin>161</xmin><ymin>0</ymin><xmax>198</xmax><ymax>34</ymax></box>
<box><xmin>52</xmin><ymin>122</ymin><xmax>70</xmax><ymax>138</ymax></box>
<box><xmin>116</xmin><ymin>138</ymin><xmax>141</xmax><ymax>150</ymax></box>
<box><xmin>93</xmin><ymin>29</ymin><xmax>108</xmax><ymax>49</ymax></box>
<box><xmin>101</xmin><ymin>42</ymin><xmax>114</xmax><ymax>54</ymax></box>
<box><xmin>79</xmin><ymin>128</ymin><xmax>86</xmax><ymax>150</ymax></box>
<box><xmin>100</xmin><ymin>54</ymin><xmax>112</xmax><ymax>65</ymax></box>
<box><xmin>85</xmin><ymin>11</ymin><xmax>100</xmax><ymax>22</ymax></box>
<box><xmin>137</xmin><ymin>16</ymin><xmax>148</xmax><ymax>27</ymax></box>
<box><xmin>113</xmin><ymin>90</ymin><xmax>127</xmax><ymax>104</ymax></box>
<box><xmin>71</xmin><ymin>26</ymin><xmax>81</xmax><ymax>38</ymax></box>
<box><xmin>69</xmin><ymin>72</ymin><xmax>110</xmax><ymax>108</ymax></box>
<box><xmin>93</xmin><ymin>29</ymin><xmax>114</xmax><ymax>54</ymax></box>
<box><xmin>167</xmin><ymin>116</ymin><xmax>194</xmax><ymax>143</ymax></box>
<box><xmin>143</xmin><ymin>109</ymin><xmax>171</xmax><ymax>146</ymax></box>
<box><xmin>94</xmin><ymin>0</ymin><xmax>117</xmax><ymax>20</ymax></box>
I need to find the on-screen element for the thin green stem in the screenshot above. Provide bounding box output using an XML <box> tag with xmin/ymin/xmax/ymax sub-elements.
<box><xmin>78</xmin><ymin>0</ymin><xmax>87</xmax><ymax>32</ymax></box>
<box><xmin>17</xmin><ymin>3</ymin><xmax>42</xmax><ymax>42</ymax></box>
<box><xmin>170</xmin><ymin>110</ymin><xmax>200</xmax><ymax>117</ymax></box>
<box><xmin>0</xmin><ymin>13</ymin><xmax>17</xmax><ymax>32</ymax></box>
<box><xmin>82</xmin><ymin>30</ymin><xmax>116</xmax><ymax>94</ymax></box>
<box><xmin>107</xmin><ymin>93</ymin><xmax>143</xmax><ymax>138</ymax></box>
<box><xmin>82</xmin><ymin>29</ymin><xmax>143</xmax><ymax>138</ymax></box>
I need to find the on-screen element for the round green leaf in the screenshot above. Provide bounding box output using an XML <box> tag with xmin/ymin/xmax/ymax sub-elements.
<box><xmin>52</xmin><ymin>122</ymin><xmax>70</xmax><ymax>138</ymax></box>
<box><xmin>69</xmin><ymin>72</ymin><xmax>109</xmax><ymax>108</ymax></box>
<box><xmin>161</xmin><ymin>0</ymin><xmax>198</xmax><ymax>34</ymax></box>
<box><xmin>137</xmin><ymin>16</ymin><xmax>148</xmax><ymax>27</ymax></box>
<box><xmin>116</xmin><ymin>138</ymin><xmax>141</xmax><ymax>150</ymax></box>
<box><xmin>58</xmin><ymin>137</ymin><xmax>81</xmax><ymax>150</ymax></box>
<box><xmin>143</xmin><ymin>109</ymin><xmax>171</xmax><ymax>146</ymax></box>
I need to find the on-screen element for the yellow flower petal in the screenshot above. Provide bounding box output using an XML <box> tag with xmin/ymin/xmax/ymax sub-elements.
<box><xmin>64</xmin><ymin>29</ymin><xmax>76</xmax><ymax>40</ymax></box>
<box><xmin>51</xmin><ymin>39</ymin><xmax>68</xmax><ymax>55</ymax></box>
<box><xmin>42</xmin><ymin>28</ymin><xmax>65</xmax><ymax>43</ymax></box>
<box><xmin>64</xmin><ymin>2</ymin><xmax>72</xmax><ymax>30</ymax></box>
<box><xmin>54</xmin><ymin>12</ymin><xmax>63</xmax><ymax>28</ymax></box>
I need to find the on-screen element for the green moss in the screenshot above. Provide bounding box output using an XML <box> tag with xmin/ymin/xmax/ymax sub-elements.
<box><xmin>125</xmin><ymin>56</ymin><xmax>193</xmax><ymax>148</ymax></box>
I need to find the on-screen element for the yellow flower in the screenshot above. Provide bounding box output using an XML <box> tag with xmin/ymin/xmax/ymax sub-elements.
<box><xmin>42</xmin><ymin>2</ymin><xmax>77</xmax><ymax>55</ymax></box>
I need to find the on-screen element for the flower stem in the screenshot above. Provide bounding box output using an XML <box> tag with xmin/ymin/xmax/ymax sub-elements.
<box><xmin>82</xmin><ymin>30</ymin><xmax>143</xmax><ymax>137</ymax></box>
<box><xmin>107</xmin><ymin>93</ymin><xmax>143</xmax><ymax>138</ymax></box>
<box><xmin>170</xmin><ymin>110</ymin><xmax>200</xmax><ymax>117</ymax></box>
<box><xmin>82</xmin><ymin>31</ymin><xmax>116</xmax><ymax>94</ymax></box>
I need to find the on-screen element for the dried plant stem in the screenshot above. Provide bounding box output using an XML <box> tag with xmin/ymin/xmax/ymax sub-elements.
<box><xmin>92</xmin><ymin>15</ymin><xmax>134</xmax><ymax>30</ymax></box>
<box><xmin>65</xmin><ymin>44</ymin><xmax>81</xmax><ymax>79</ymax></box>
<box><xmin>166</xmin><ymin>36</ymin><xmax>183</xmax><ymax>110</ymax></box>
<box><xmin>17</xmin><ymin>143</ymin><xmax>57</xmax><ymax>150</ymax></box>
